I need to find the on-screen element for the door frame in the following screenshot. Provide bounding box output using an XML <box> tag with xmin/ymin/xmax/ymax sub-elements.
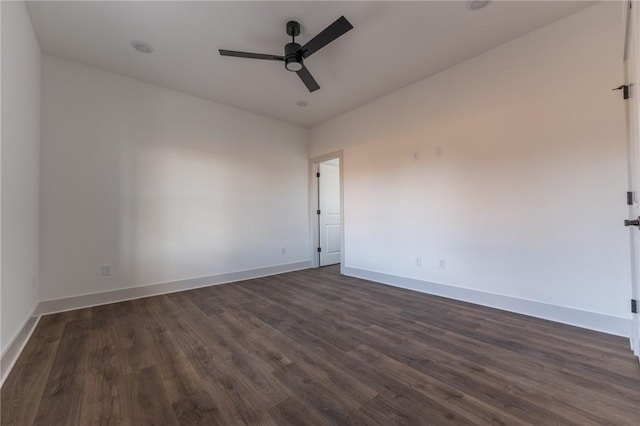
<box><xmin>623</xmin><ymin>0</ymin><xmax>640</xmax><ymax>362</ymax></box>
<box><xmin>623</xmin><ymin>0</ymin><xmax>640</xmax><ymax>359</ymax></box>
<box><xmin>309</xmin><ymin>151</ymin><xmax>344</xmax><ymax>270</ymax></box>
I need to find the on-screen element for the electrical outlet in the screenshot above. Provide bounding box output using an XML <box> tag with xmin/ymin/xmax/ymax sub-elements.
<box><xmin>438</xmin><ymin>259</ymin><xmax>446</xmax><ymax>269</ymax></box>
<box><xmin>102</xmin><ymin>265</ymin><xmax>112</xmax><ymax>276</ymax></box>
<box><xmin>281</xmin><ymin>247</ymin><xmax>286</xmax><ymax>255</ymax></box>
<box><xmin>415</xmin><ymin>257</ymin><xmax>422</xmax><ymax>267</ymax></box>
<box><xmin>435</xmin><ymin>146</ymin><xmax>443</xmax><ymax>157</ymax></box>
<box><xmin>412</xmin><ymin>152</ymin><xmax>420</xmax><ymax>161</ymax></box>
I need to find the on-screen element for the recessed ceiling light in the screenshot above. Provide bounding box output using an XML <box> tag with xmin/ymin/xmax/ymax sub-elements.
<box><xmin>296</xmin><ymin>100</ymin><xmax>308</xmax><ymax>107</ymax></box>
<box><xmin>467</xmin><ymin>0</ymin><xmax>491</xmax><ymax>11</ymax></box>
<box><xmin>130</xmin><ymin>40</ymin><xmax>154</xmax><ymax>54</ymax></box>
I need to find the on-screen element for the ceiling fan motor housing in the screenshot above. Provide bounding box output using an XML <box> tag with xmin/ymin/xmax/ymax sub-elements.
<box><xmin>284</xmin><ymin>42</ymin><xmax>303</xmax><ymax>71</ymax></box>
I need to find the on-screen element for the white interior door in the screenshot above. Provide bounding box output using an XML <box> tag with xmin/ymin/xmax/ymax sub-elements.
<box><xmin>624</xmin><ymin>0</ymin><xmax>640</xmax><ymax>359</ymax></box>
<box><xmin>318</xmin><ymin>160</ymin><xmax>341</xmax><ymax>266</ymax></box>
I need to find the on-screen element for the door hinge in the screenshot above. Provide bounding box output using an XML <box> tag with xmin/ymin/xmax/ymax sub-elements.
<box><xmin>632</xmin><ymin>299</ymin><xmax>638</xmax><ymax>314</ymax></box>
<box><xmin>613</xmin><ymin>84</ymin><xmax>630</xmax><ymax>100</ymax></box>
<box><xmin>317</xmin><ymin>209</ymin><xmax>321</xmax><ymax>215</ymax></box>
<box><xmin>317</xmin><ymin>247</ymin><xmax>322</xmax><ymax>253</ymax></box>
<box><xmin>316</xmin><ymin>172</ymin><xmax>320</xmax><ymax>178</ymax></box>
<box><xmin>628</xmin><ymin>191</ymin><xmax>635</xmax><ymax>206</ymax></box>
<box><xmin>625</xmin><ymin>217</ymin><xmax>640</xmax><ymax>227</ymax></box>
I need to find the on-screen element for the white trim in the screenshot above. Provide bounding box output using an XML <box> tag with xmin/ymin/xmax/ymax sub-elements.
<box><xmin>343</xmin><ymin>266</ymin><xmax>632</xmax><ymax>337</ymax></box>
<box><xmin>1</xmin><ymin>304</ymin><xmax>41</xmax><ymax>387</ymax></box>
<box><xmin>37</xmin><ymin>261</ymin><xmax>310</xmax><ymax>316</ymax></box>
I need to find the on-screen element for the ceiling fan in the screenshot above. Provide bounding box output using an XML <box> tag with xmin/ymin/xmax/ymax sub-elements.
<box><xmin>219</xmin><ymin>16</ymin><xmax>353</xmax><ymax>93</ymax></box>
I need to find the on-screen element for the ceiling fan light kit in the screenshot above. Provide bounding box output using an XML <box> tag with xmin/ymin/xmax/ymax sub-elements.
<box><xmin>219</xmin><ymin>16</ymin><xmax>353</xmax><ymax>93</ymax></box>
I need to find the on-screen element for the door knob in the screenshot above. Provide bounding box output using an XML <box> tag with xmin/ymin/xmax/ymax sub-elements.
<box><xmin>624</xmin><ymin>217</ymin><xmax>640</xmax><ymax>227</ymax></box>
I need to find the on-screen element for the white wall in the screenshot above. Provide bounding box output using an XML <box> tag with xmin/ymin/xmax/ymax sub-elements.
<box><xmin>40</xmin><ymin>56</ymin><xmax>309</xmax><ymax>301</ymax></box>
<box><xmin>310</xmin><ymin>2</ymin><xmax>631</xmax><ymax>326</ymax></box>
<box><xmin>1</xmin><ymin>1</ymin><xmax>41</xmax><ymax>351</ymax></box>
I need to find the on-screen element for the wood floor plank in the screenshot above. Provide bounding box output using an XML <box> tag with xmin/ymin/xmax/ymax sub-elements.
<box><xmin>2</xmin><ymin>265</ymin><xmax>639</xmax><ymax>425</ymax></box>
<box><xmin>120</xmin><ymin>366</ymin><xmax>180</xmax><ymax>426</ymax></box>
<box><xmin>347</xmin><ymin>344</ymin><xmax>528</xmax><ymax>426</ymax></box>
<box><xmin>0</xmin><ymin>315</ymin><xmax>67</xmax><ymax>426</ymax></box>
<box><xmin>32</xmin><ymin>317</ymin><xmax>91</xmax><ymax>425</ymax></box>
<box><xmin>268</xmin><ymin>396</ymin><xmax>337</xmax><ymax>426</ymax></box>
<box><xmin>366</xmin><ymin>315</ymin><xmax>639</xmax><ymax>422</ymax></box>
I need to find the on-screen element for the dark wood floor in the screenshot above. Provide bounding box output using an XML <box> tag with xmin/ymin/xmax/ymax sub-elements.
<box><xmin>2</xmin><ymin>266</ymin><xmax>640</xmax><ymax>425</ymax></box>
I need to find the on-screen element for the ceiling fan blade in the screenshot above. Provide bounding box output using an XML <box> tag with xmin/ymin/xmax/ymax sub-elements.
<box><xmin>219</xmin><ymin>50</ymin><xmax>284</xmax><ymax>61</ymax></box>
<box><xmin>296</xmin><ymin>65</ymin><xmax>320</xmax><ymax>92</ymax></box>
<box><xmin>299</xmin><ymin>16</ymin><xmax>353</xmax><ymax>59</ymax></box>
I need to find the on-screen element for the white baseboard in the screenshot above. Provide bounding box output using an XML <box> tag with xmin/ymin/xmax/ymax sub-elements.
<box><xmin>342</xmin><ymin>267</ymin><xmax>632</xmax><ymax>337</ymax></box>
<box><xmin>1</xmin><ymin>304</ymin><xmax>41</xmax><ymax>387</ymax></box>
<box><xmin>37</xmin><ymin>261</ymin><xmax>311</xmax><ymax>316</ymax></box>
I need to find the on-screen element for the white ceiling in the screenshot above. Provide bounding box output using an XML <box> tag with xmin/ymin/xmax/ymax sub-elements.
<box><xmin>27</xmin><ymin>1</ymin><xmax>595</xmax><ymax>127</ymax></box>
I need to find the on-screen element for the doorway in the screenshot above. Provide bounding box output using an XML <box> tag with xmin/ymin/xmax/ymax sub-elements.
<box><xmin>310</xmin><ymin>152</ymin><xmax>343</xmax><ymax>268</ymax></box>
